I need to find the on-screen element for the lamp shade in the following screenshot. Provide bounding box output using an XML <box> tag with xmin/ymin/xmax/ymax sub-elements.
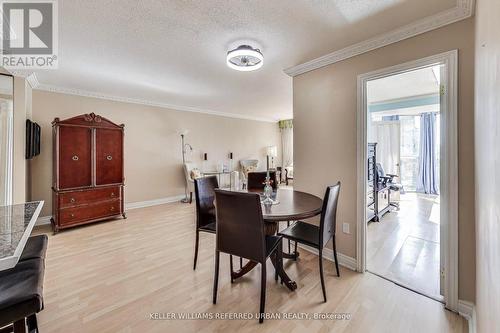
<box><xmin>266</xmin><ymin>146</ymin><xmax>277</xmax><ymax>157</ymax></box>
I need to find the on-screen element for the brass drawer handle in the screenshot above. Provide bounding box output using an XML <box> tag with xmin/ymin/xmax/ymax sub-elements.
<box><xmin>70</xmin><ymin>198</ymin><xmax>76</xmax><ymax>203</ymax></box>
<box><xmin>111</xmin><ymin>192</ymin><xmax>115</xmax><ymax>197</ymax></box>
<box><xmin>72</xmin><ymin>155</ymin><xmax>79</xmax><ymax>161</ymax></box>
<box><xmin>110</xmin><ymin>206</ymin><xmax>115</xmax><ymax>211</ymax></box>
<box><xmin>70</xmin><ymin>213</ymin><xmax>75</xmax><ymax>218</ymax></box>
<box><xmin>106</xmin><ymin>155</ymin><xmax>113</xmax><ymax>161</ymax></box>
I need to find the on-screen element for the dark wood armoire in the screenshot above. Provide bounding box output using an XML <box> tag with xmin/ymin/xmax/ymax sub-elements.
<box><xmin>51</xmin><ymin>113</ymin><xmax>125</xmax><ymax>233</ymax></box>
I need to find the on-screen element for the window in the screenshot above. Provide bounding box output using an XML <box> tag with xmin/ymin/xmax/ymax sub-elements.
<box><xmin>399</xmin><ymin>115</ymin><xmax>420</xmax><ymax>191</ymax></box>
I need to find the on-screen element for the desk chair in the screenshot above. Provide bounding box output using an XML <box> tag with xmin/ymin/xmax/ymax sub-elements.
<box><xmin>376</xmin><ymin>163</ymin><xmax>403</xmax><ymax>209</ymax></box>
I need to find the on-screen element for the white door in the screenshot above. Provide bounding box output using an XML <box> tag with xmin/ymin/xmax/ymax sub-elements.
<box><xmin>438</xmin><ymin>63</ymin><xmax>445</xmax><ymax>296</ymax></box>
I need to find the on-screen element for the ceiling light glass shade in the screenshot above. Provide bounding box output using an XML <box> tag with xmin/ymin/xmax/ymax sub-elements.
<box><xmin>226</xmin><ymin>45</ymin><xmax>263</xmax><ymax>71</ymax></box>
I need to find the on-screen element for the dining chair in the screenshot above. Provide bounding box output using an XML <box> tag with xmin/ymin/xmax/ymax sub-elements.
<box><xmin>247</xmin><ymin>171</ymin><xmax>295</xmax><ymax>256</ymax></box>
<box><xmin>184</xmin><ymin>162</ymin><xmax>201</xmax><ymax>203</ymax></box>
<box><xmin>278</xmin><ymin>182</ymin><xmax>341</xmax><ymax>302</ymax></box>
<box><xmin>193</xmin><ymin>176</ymin><xmax>219</xmax><ymax>270</ymax></box>
<box><xmin>193</xmin><ymin>176</ymin><xmax>241</xmax><ymax>271</ymax></box>
<box><xmin>212</xmin><ymin>190</ymin><xmax>283</xmax><ymax>323</ymax></box>
<box><xmin>239</xmin><ymin>159</ymin><xmax>259</xmax><ymax>188</ymax></box>
<box><xmin>247</xmin><ymin>171</ymin><xmax>278</xmax><ymax>191</ymax></box>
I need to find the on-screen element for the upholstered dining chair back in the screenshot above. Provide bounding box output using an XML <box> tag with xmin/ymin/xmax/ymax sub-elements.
<box><xmin>247</xmin><ymin>171</ymin><xmax>278</xmax><ymax>191</ymax></box>
<box><xmin>319</xmin><ymin>182</ymin><xmax>341</xmax><ymax>248</ymax></box>
<box><xmin>239</xmin><ymin>159</ymin><xmax>259</xmax><ymax>181</ymax></box>
<box><xmin>194</xmin><ymin>176</ymin><xmax>218</xmax><ymax>229</ymax></box>
<box><xmin>214</xmin><ymin>190</ymin><xmax>266</xmax><ymax>263</ymax></box>
<box><xmin>184</xmin><ymin>162</ymin><xmax>198</xmax><ymax>193</ymax></box>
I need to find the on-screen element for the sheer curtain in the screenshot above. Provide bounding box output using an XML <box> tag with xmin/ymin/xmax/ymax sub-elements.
<box><xmin>374</xmin><ymin>121</ymin><xmax>400</xmax><ymax>175</ymax></box>
<box><xmin>279</xmin><ymin>120</ymin><xmax>293</xmax><ymax>168</ymax></box>
<box><xmin>417</xmin><ymin>113</ymin><xmax>439</xmax><ymax>194</ymax></box>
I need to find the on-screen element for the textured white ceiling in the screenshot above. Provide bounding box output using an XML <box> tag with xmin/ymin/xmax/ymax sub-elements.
<box><xmin>35</xmin><ymin>0</ymin><xmax>456</xmax><ymax>121</ymax></box>
<box><xmin>367</xmin><ymin>66</ymin><xmax>441</xmax><ymax>103</ymax></box>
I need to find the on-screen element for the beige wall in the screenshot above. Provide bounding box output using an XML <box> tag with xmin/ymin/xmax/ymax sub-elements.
<box><xmin>293</xmin><ymin>18</ymin><xmax>475</xmax><ymax>302</ymax></box>
<box><xmin>474</xmin><ymin>0</ymin><xmax>500</xmax><ymax>331</ymax></box>
<box><xmin>30</xmin><ymin>90</ymin><xmax>281</xmax><ymax>217</ymax></box>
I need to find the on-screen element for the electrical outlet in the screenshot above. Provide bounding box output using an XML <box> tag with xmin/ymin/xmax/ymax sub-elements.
<box><xmin>342</xmin><ymin>223</ymin><xmax>350</xmax><ymax>234</ymax></box>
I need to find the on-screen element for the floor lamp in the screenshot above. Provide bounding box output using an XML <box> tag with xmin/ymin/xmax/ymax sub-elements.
<box><xmin>266</xmin><ymin>145</ymin><xmax>277</xmax><ymax>170</ymax></box>
<box><xmin>181</xmin><ymin>133</ymin><xmax>193</xmax><ymax>203</ymax></box>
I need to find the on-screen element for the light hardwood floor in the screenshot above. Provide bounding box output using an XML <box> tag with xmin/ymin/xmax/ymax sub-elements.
<box><xmin>367</xmin><ymin>193</ymin><xmax>441</xmax><ymax>300</ymax></box>
<box><xmin>33</xmin><ymin>201</ymin><xmax>466</xmax><ymax>333</ymax></box>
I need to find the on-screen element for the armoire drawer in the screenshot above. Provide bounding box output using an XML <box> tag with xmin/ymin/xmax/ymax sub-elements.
<box><xmin>59</xmin><ymin>187</ymin><xmax>121</xmax><ymax>208</ymax></box>
<box><xmin>59</xmin><ymin>200</ymin><xmax>121</xmax><ymax>226</ymax></box>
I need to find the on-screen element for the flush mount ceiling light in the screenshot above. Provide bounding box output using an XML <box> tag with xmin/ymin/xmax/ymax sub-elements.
<box><xmin>226</xmin><ymin>45</ymin><xmax>263</xmax><ymax>72</ymax></box>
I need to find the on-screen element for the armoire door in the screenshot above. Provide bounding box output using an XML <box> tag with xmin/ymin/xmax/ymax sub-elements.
<box><xmin>58</xmin><ymin>126</ymin><xmax>92</xmax><ymax>189</ymax></box>
<box><xmin>95</xmin><ymin>128</ymin><xmax>123</xmax><ymax>185</ymax></box>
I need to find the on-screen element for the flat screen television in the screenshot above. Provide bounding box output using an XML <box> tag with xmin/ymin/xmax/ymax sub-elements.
<box><xmin>26</xmin><ymin>119</ymin><xmax>41</xmax><ymax>159</ymax></box>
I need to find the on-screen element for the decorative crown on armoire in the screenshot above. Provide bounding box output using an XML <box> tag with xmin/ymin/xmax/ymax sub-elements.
<box><xmin>51</xmin><ymin>113</ymin><xmax>125</xmax><ymax>233</ymax></box>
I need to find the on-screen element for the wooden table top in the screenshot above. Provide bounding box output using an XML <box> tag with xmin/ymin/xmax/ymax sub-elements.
<box><xmin>259</xmin><ymin>188</ymin><xmax>323</xmax><ymax>222</ymax></box>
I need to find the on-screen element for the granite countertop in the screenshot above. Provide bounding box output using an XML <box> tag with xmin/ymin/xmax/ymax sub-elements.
<box><xmin>0</xmin><ymin>201</ymin><xmax>44</xmax><ymax>268</ymax></box>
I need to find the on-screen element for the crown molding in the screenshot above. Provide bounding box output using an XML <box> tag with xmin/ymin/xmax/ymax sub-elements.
<box><xmin>284</xmin><ymin>0</ymin><xmax>475</xmax><ymax>77</ymax></box>
<box><xmin>3</xmin><ymin>69</ymin><xmax>40</xmax><ymax>88</ymax></box>
<box><xmin>35</xmin><ymin>84</ymin><xmax>278</xmax><ymax>123</ymax></box>
<box><xmin>26</xmin><ymin>72</ymin><xmax>40</xmax><ymax>88</ymax></box>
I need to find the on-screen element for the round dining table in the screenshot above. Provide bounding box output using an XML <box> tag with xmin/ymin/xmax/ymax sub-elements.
<box><xmin>230</xmin><ymin>188</ymin><xmax>323</xmax><ymax>291</ymax></box>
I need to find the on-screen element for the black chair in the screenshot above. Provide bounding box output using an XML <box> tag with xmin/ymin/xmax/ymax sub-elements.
<box><xmin>278</xmin><ymin>182</ymin><xmax>341</xmax><ymax>302</ymax></box>
<box><xmin>0</xmin><ymin>236</ymin><xmax>48</xmax><ymax>333</ymax></box>
<box><xmin>19</xmin><ymin>235</ymin><xmax>48</xmax><ymax>262</ymax></box>
<box><xmin>193</xmin><ymin>177</ymin><xmax>241</xmax><ymax>271</ymax></box>
<box><xmin>193</xmin><ymin>176</ymin><xmax>218</xmax><ymax>270</ymax></box>
<box><xmin>212</xmin><ymin>190</ymin><xmax>283</xmax><ymax>323</ymax></box>
<box><xmin>247</xmin><ymin>171</ymin><xmax>296</xmax><ymax>258</ymax></box>
<box><xmin>247</xmin><ymin>171</ymin><xmax>278</xmax><ymax>191</ymax></box>
<box><xmin>375</xmin><ymin>163</ymin><xmax>403</xmax><ymax>209</ymax></box>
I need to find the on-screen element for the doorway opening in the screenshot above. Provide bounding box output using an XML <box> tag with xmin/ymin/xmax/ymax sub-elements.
<box><xmin>366</xmin><ymin>65</ymin><xmax>442</xmax><ymax>300</ymax></box>
<box><xmin>356</xmin><ymin>51</ymin><xmax>459</xmax><ymax>311</ymax></box>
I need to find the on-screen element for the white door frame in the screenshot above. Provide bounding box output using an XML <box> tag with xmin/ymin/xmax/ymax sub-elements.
<box><xmin>356</xmin><ymin>50</ymin><xmax>458</xmax><ymax>311</ymax></box>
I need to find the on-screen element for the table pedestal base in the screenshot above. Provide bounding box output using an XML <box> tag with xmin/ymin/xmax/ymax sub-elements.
<box><xmin>231</xmin><ymin>256</ymin><xmax>297</xmax><ymax>291</ymax></box>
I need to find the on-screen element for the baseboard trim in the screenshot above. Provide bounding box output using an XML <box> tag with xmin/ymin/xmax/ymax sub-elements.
<box><xmin>124</xmin><ymin>195</ymin><xmax>186</xmax><ymax>210</ymax></box>
<box><xmin>36</xmin><ymin>216</ymin><xmax>52</xmax><ymax>226</ymax></box>
<box><xmin>458</xmin><ymin>300</ymin><xmax>476</xmax><ymax>333</ymax></box>
<box><xmin>297</xmin><ymin>243</ymin><xmax>357</xmax><ymax>271</ymax></box>
<box><xmin>35</xmin><ymin>195</ymin><xmax>186</xmax><ymax>226</ymax></box>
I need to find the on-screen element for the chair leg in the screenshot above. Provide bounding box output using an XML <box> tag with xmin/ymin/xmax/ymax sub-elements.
<box><xmin>240</xmin><ymin>257</ymin><xmax>243</xmax><ymax>269</ymax></box>
<box><xmin>26</xmin><ymin>314</ymin><xmax>38</xmax><ymax>333</ymax></box>
<box><xmin>189</xmin><ymin>192</ymin><xmax>193</xmax><ymax>204</ymax></box>
<box><xmin>213</xmin><ymin>250</ymin><xmax>220</xmax><ymax>304</ymax></box>
<box><xmin>333</xmin><ymin>237</ymin><xmax>340</xmax><ymax>277</ymax></box>
<box><xmin>229</xmin><ymin>255</ymin><xmax>234</xmax><ymax>283</ymax></box>
<box><xmin>259</xmin><ymin>263</ymin><xmax>267</xmax><ymax>323</ymax></box>
<box><xmin>13</xmin><ymin>319</ymin><xmax>25</xmax><ymax>333</ymax></box>
<box><xmin>193</xmin><ymin>230</ymin><xmax>199</xmax><ymax>270</ymax></box>
<box><xmin>278</xmin><ymin>241</ymin><xmax>284</xmax><ymax>284</ymax></box>
<box><xmin>319</xmin><ymin>248</ymin><xmax>327</xmax><ymax>303</ymax></box>
<box><xmin>287</xmin><ymin>221</ymin><xmax>291</xmax><ymax>252</ymax></box>
<box><xmin>274</xmin><ymin>252</ymin><xmax>279</xmax><ymax>282</ymax></box>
